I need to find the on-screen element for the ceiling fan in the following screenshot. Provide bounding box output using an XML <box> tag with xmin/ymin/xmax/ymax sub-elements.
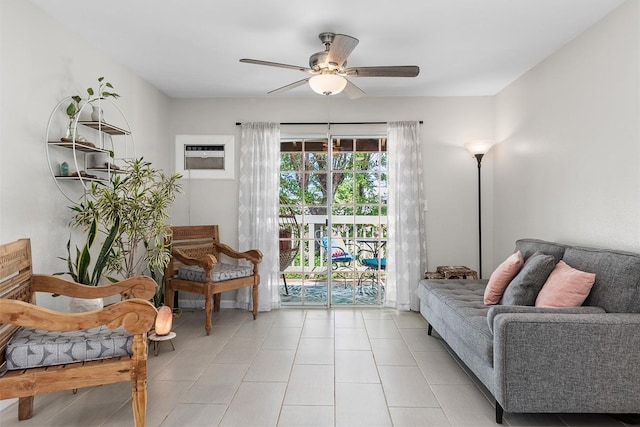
<box><xmin>240</xmin><ymin>32</ymin><xmax>420</xmax><ymax>99</ymax></box>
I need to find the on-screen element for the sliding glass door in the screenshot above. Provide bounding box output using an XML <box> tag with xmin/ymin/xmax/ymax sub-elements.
<box><xmin>279</xmin><ymin>135</ymin><xmax>387</xmax><ymax>306</ymax></box>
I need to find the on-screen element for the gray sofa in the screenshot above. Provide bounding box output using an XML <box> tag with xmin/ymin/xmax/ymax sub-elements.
<box><xmin>418</xmin><ymin>238</ymin><xmax>640</xmax><ymax>423</ymax></box>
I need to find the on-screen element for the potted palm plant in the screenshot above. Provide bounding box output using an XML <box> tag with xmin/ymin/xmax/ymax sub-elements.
<box><xmin>68</xmin><ymin>158</ymin><xmax>182</xmax><ymax>306</ymax></box>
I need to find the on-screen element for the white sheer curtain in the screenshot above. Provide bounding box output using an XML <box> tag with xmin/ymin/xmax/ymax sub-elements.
<box><xmin>386</xmin><ymin>121</ymin><xmax>427</xmax><ymax>311</ymax></box>
<box><xmin>237</xmin><ymin>122</ymin><xmax>281</xmax><ymax>311</ymax></box>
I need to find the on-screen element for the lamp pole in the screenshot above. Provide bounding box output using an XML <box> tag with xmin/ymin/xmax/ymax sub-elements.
<box><xmin>475</xmin><ymin>153</ymin><xmax>484</xmax><ymax>279</ymax></box>
<box><xmin>464</xmin><ymin>140</ymin><xmax>493</xmax><ymax>279</ymax></box>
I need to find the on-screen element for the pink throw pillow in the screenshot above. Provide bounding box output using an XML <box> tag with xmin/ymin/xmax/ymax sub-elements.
<box><xmin>535</xmin><ymin>260</ymin><xmax>596</xmax><ymax>308</ymax></box>
<box><xmin>484</xmin><ymin>251</ymin><xmax>524</xmax><ymax>305</ymax></box>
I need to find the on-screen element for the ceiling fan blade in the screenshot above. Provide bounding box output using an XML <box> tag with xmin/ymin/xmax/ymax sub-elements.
<box><xmin>240</xmin><ymin>58</ymin><xmax>315</xmax><ymax>74</ymax></box>
<box><xmin>343</xmin><ymin>65</ymin><xmax>420</xmax><ymax>77</ymax></box>
<box><xmin>268</xmin><ymin>78</ymin><xmax>310</xmax><ymax>95</ymax></box>
<box><xmin>343</xmin><ymin>79</ymin><xmax>365</xmax><ymax>100</ymax></box>
<box><xmin>327</xmin><ymin>34</ymin><xmax>359</xmax><ymax>68</ymax></box>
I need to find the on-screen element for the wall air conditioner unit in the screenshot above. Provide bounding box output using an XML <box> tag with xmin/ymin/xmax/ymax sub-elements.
<box><xmin>185</xmin><ymin>144</ymin><xmax>225</xmax><ymax>170</ymax></box>
<box><xmin>175</xmin><ymin>135</ymin><xmax>234</xmax><ymax>179</ymax></box>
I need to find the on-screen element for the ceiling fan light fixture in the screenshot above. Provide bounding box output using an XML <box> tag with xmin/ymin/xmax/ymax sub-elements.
<box><xmin>309</xmin><ymin>74</ymin><xmax>347</xmax><ymax>96</ymax></box>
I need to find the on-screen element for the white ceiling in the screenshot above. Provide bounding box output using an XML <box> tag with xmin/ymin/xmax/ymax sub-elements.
<box><xmin>30</xmin><ymin>0</ymin><xmax>624</xmax><ymax>99</ymax></box>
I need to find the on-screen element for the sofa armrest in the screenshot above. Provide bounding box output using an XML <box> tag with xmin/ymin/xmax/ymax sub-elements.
<box><xmin>493</xmin><ymin>312</ymin><xmax>640</xmax><ymax>414</ymax></box>
<box><xmin>0</xmin><ymin>298</ymin><xmax>157</xmax><ymax>334</ymax></box>
<box><xmin>32</xmin><ymin>275</ymin><xmax>157</xmax><ymax>300</ymax></box>
<box><xmin>486</xmin><ymin>305</ymin><xmax>605</xmax><ymax>332</ymax></box>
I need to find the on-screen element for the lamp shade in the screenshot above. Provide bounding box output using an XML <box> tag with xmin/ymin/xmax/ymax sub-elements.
<box><xmin>309</xmin><ymin>74</ymin><xmax>347</xmax><ymax>96</ymax></box>
<box><xmin>464</xmin><ymin>140</ymin><xmax>494</xmax><ymax>156</ymax></box>
<box><xmin>155</xmin><ymin>305</ymin><xmax>173</xmax><ymax>336</ymax></box>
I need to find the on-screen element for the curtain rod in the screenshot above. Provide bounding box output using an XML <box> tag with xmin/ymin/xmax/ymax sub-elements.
<box><xmin>235</xmin><ymin>121</ymin><xmax>423</xmax><ymax>126</ymax></box>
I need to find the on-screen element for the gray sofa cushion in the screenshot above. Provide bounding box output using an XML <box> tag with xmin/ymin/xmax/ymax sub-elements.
<box><xmin>177</xmin><ymin>262</ymin><xmax>254</xmax><ymax>283</ymax></box>
<box><xmin>501</xmin><ymin>252</ymin><xmax>555</xmax><ymax>306</ymax></box>
<box><xmin>418</xmin><ymin>279</ymin><xmax>493</xmax><ymax>363</ymax></box>
<box><xmin>563</xmin><ymin>247</ymin><xmax>640</xmax><ymax>313</ymax></box>
<box><xmin>6</xmin><ymin>325</ymin><xmax>132</xmax><ymax>370</ymax></box>
<box><xmin>515</xmin><ymin>239</ymin><xmax>567</xmax><ymax>264</ymax></box>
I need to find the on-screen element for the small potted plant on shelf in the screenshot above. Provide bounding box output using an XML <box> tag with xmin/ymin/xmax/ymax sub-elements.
<box><xmin>68</xmin><ymin>157</ymin><xmax>182</xmax><ymax>307</ymax></box>
<box><xmin>63</xmin><ymin>95</ymin><xmax>83</xmax><ymax>140</ymax></box>
<box><xmin>87</xmin><ymin>76</ymin><xmax>120</xmax><ymax>121</ymax></box>
<box><xmin>65</xmin><ymin>76</ymin><xmax>120</xmax><ymax>126</ymax></box>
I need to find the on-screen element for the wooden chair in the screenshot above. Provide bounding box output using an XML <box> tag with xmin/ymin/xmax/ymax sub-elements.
<box><xmin>0</xmin><ymin>239</ymin><xmax>157</xmax><ymax>427</ymax></box>
<box><xmin>164</xmin><ymin>225</ymin><xmax>262</xmax><ymax>335</ymax></box>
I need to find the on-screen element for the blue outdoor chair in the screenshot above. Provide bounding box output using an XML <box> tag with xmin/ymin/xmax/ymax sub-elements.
<box><xmin>357</xmin><ymin>245</ymin><xmax>386</xmax><ymax>290</ymax></box>
<box><xmin>316</xmin><ymin>231</ymin><xmax>354</xmax><ymax>269</ymax></box>
<box><xmin>360</xmin><ymin>257</ymin><xmax>386</xmax><ymax>270</ymax></box>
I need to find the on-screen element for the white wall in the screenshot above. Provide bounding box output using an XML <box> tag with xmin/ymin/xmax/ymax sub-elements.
<box><xmin>0</xmin><ymin>0</ymin><xmax>172</xmax><ymax>310</ymax></box>
<box><xmin>9</xmin><ymin>0</ymin><xmax>634</xmax><ymax>312</ymax></box>
<box><xmin>493</xmin><ymin>0</ymin><xmax>640</xmax><ymax>260</ymax></box>
<box><xmin>169</xmin><ymin>96</ymin><xmax>495</xmax><ymax>297</ymax></box>
<box><xmin>1</xmin><ymin>0</ymin><xmax>495</xmax><ymax>315</ymax></box>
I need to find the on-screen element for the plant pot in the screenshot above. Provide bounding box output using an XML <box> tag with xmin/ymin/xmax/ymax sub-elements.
<box><xmin>68</xmin><ymin>296</ymin><xmax>104</xmax><ymax>313</ymax></box>
<box><xmin>64</xmin><ymin>118</ymin><xmax>76</xmax><ymax>139</ymax></box>
<box><xmin>91</xmin><ymin>105</ymin><xmax>103</xmax><ymax>121</ymax></box>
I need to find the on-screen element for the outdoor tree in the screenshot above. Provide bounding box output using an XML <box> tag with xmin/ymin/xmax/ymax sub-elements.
<box><xmin>279</xmin><ymin>138</ymin><xmax>387</xmax><ymax>217</ymax></box>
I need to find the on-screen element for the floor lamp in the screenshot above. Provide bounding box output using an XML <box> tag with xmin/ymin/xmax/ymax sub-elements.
<box><xmin>464</xmin><ymin>140</ymin><xmax>494</xmax><ymax>279</ymax></box>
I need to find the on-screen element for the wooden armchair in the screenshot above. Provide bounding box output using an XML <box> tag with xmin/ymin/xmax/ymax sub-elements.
<box><xmin>0</xmin><ymin>239</ymin><xmax>157</xmax><ymax>427</ymax></box>
<box><xmin>164</xmin><ymin>225</ymin><xmax>263</xmax><ymax>335</ymax></box>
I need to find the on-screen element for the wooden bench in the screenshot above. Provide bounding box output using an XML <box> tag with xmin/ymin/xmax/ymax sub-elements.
<box><xmin>0</xmin><ymin>239</ymin><xmax>157</xmax><ymax>427</ymax></box>
<box><xmin>164</xmin><ymin>225</ymin><xmax>262</xmax><ymax>335</ymax></box>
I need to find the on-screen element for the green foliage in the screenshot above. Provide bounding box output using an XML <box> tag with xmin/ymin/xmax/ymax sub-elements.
<box><xmin>70</xmin><ymin>158</ymin><xmax>182</xmax><ymax>282</ymax></box>
<box><xmin>66</xmin><ymin>77</ymin><xmax>120</xmax><ymax>119</ymax></box>
<box><xmin>89</xmin><ymin>76</ymin><xmax>120</xmax><ymax>100</ymax></box>
<box><xmin>58</xmin><ymin>216</ymin><xmax>120</xmax><ymax>286</ymax></box>
<box><xmin>279</xmin><ymin>149</ymin><xmax>387</xmax><ymax>216</ymax></box>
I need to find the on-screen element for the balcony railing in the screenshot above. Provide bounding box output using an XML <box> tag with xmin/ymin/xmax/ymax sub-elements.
<box><xmin>280</xmin><ymin>214</ymin><xmax>387</xmax><ymax>274</ymax></box>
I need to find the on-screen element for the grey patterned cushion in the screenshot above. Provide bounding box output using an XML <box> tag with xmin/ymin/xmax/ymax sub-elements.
<box><xmin>177</xmin><ymin>262</ymin><xmax>254</xmax><ymax>283</ymax></box>
<box><xmin>6</xmin><ymin>325</ymin><xmax>132</xmax><ymax>370</ymax></box>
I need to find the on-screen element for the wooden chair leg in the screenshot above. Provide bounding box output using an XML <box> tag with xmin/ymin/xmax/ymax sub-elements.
<box><xmin>165</xmin><ymin>283</ymin><xmax>175</xmax><ymax>309</ymax></box>
<box><xmin>252</xmin><ymin>284</ymin><xmax>259</xmax><ymax>319</ymax></box>
<box><xmin>131</xmin><ymin>333</ymin><xmax>148</xmax><ymax>427</ymax></box>
<box><xmin>204</xmin><ymin>295</ymin><xmax>213</xmax><ymax>336</ymax></box>
<box><xmin>132</xmin><ymin>380</ymin><xmax>147</xmax><ymax>427</ymax></box>
<box><xmin>18</xmin><ymin>396</ymin><xmax>34</xmax><ymax>420</ymax></box>
<box><xmin>213</xmin><ymin>293</ymin><xmax>221</xmax><ymax>312</ymax></box>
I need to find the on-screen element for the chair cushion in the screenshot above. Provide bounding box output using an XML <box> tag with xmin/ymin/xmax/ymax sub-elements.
<box><xmin>362</xmin><ymin>258</ymin><xmax>386</xmax><ymax>269</ymax></box>
<box><xmin>177</xmin><ymin>262</ymin><xmax>254</xmax><ymax>283</ymax></box>
<box><xmin>6</xmin><ymin>325</ymin><xmax>132</xmax><ymax>370</ymax></box>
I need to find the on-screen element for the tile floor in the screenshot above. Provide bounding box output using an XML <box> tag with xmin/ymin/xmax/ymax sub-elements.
<box><xmin>0</xmin><ymin>307</ymin><xmax>633</xmax><ymax>426</ymax></box>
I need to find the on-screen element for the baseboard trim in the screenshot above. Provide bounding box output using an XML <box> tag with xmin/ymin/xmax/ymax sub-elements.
<box><xmin>177</xmin><ymin>298</ymin><xmax>236</xmax><ymax>310</ymax></box>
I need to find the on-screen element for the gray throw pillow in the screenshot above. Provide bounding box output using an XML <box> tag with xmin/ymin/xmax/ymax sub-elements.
<box><xmin>501</xmin><ymin>251</ymin><xmax>555</xmax><ymax>305</ymax></box>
